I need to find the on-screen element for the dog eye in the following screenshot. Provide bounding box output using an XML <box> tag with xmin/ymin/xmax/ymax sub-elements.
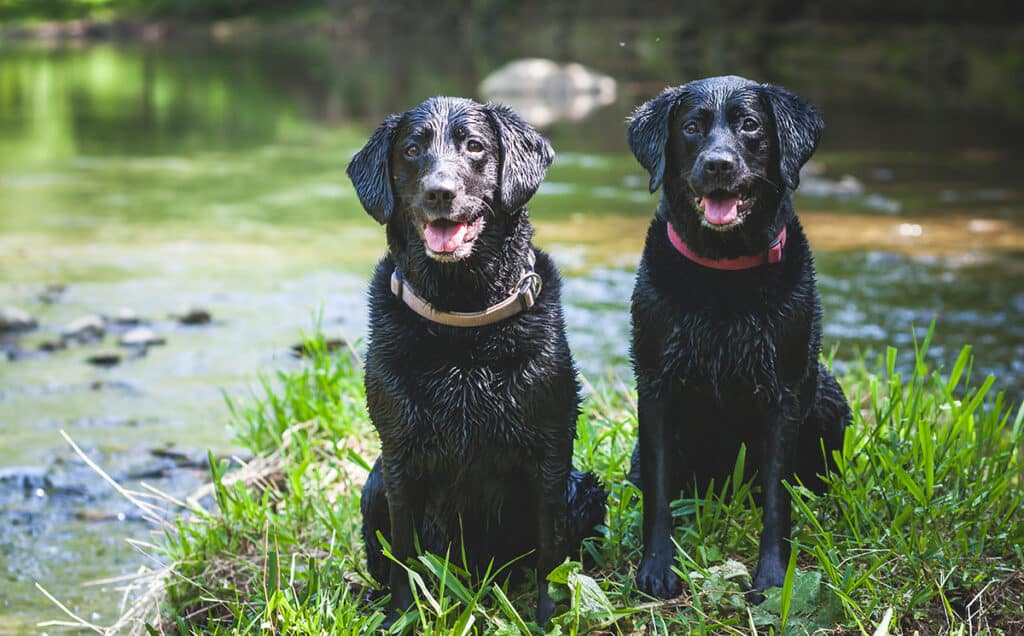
<box><xmin>682</xmin><ymin>121</ymin><xmax>700</xmax><ymax>135</ymax></box>
<box><xmin>466</xmin><ymin>139</ymin><xmax>484</xmax><ymax>153</ymax></box>
<box><xmin>741</xmin><ymin>117</ymin><xmax>760</xmax><ymax>132</ymax></box>
<box><xmin>404</xmin><ymin>144</ymin><xmax>420</xmax><ymax>158</ymax></box>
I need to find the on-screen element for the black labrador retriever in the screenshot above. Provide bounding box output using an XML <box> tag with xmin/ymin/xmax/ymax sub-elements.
<box><xmin>624</xmin><ymin>76</ymin><xmax>851</xmax><ymax>600</ymax></box>
<box><xmin>347</xmin><ymin>97</ymin><xmax>607</xmax><ymax>628</ymax></box>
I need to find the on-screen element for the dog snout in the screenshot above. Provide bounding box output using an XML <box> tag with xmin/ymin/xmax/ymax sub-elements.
<box><xmin>421</xmin><ymin>172</ymin><xmax>458</xmax><ymax>210</ymax></box>
<box><xmin>700</xmin><ymin>151</ymin><xmax>737</xmax><ymax>180</ymax></box>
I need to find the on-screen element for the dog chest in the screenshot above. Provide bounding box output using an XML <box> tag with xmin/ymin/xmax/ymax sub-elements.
<box><xmin>367</xmin><ymin>352</ymin><xmax>574</xmax><ymax>460</ymax></box>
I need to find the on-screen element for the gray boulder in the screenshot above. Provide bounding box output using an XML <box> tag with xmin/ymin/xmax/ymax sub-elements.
<box><xmin>62</xmin><ymin>314</ymin><xmax>106</xmax><ymax>342</ymax></box>
<box><xmin>479</xmin><ymin>58</ymin><xmax>616</xmax><ymax>127</ymax></box>
<box><xmin>118</xmin><ymin>327</ymin><xmax>166</xmax><ymax>348</ymax></box>
<box><xmin>0</xmin><ymin>306</ymin><xmax>37</xmax><ymax>333</ymax></box>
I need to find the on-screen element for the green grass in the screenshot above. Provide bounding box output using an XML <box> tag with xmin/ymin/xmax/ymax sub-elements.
<box><xmin>134</xmin><ymin>328</ymin><xmax>1023</xmax><ymax>635</ymax></box>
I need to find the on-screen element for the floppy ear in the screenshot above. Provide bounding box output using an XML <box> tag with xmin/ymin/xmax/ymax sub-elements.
<box><xmin>346</xmin><ymin>114</ymin><xmax>401</xmax><ymax>225</ymax></box>
<box><xmin>485</xmin><ymin>104</ymin><xmax>555</xmax><ymax>211</ymax></box>
<box><xmin>626</xmin><ymin>86</ymin><xmax>687</xmax><ymax>193</ymax></box>
<box><xmin>760</xmin><ymin>84</ymin><xmax>824</xmax><ymax>191</ymax></box>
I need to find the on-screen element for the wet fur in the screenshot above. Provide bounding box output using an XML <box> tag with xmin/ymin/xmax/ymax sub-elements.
<box><xmin>625</xmin><ymin>76</ymin><xmax>851</xmax><ymax>600</ymax></box>
<box><xmin>347</xmin><ymin>97</ymin><xmax>607</xmax><ymax>627</ymax></box>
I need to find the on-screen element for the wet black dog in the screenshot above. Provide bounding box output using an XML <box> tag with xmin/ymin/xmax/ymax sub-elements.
<box><xmin>624</xmin><ymin>76</ymin><xmax>851</xmax><ymax>600</ymax></box>
<box><xmin>347</xmin><ymin>97</ymin><xmax>606</xmax><ymax>628</ymax></box>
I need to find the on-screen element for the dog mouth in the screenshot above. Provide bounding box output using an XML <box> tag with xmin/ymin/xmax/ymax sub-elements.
<box><xmin>422</xmin><ymin>216</ymin><xmax>484</xmax><ymax>256</ymax></box>
<box><xmin>693</xmin><ymin>189</ymin><xmax>755</xmax><ymax>229</ymax></box>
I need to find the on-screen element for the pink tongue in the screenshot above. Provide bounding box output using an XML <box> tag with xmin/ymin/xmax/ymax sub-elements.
<box><xmin>424</xmin><ymin>221</ymin><xmax>469</xmax><ymax>253</ymax></box>
<box><xmin>701</xmin><ymin>196</ymin><xmax>740</xmax><ymax>225</ymax></box>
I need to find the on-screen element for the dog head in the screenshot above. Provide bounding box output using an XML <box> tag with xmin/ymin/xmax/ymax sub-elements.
<box><xmin>347</xmin><ymin>97</ymin><xmax>554</xmax><ymax>263</ymax></box>
<box><xmin>627</xmin><ymin>76</ymin><xmax>822</xmax><ymax>245</ymax></box>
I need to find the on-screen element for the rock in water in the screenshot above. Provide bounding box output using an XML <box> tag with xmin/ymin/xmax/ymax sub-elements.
<box><xmin>0</xmin><ymin>306</ymin><xmax>37</xmax><ymax>332</ymax></box>
<box><xmin>118</xmin><ymin>327</ymin><xmax>166</xmax><ymax>348</ymax></box>
<box><xmin>38</xmin><ymin>282</ymin><xmax>67</xmax><ymax>304</ymax></box>
<box><xmin>112</xmin><ymin>307</ymin><xmax>142</xmax><ymax>325</ymax></box>
<box><xmin>62</xmin><ymin>314</ymin><xmax>106</xmax><ymax>342</ymax></box>
<box><xmin>290</xmin><ymin>338</ymin><xmax>349</xmax><ymax>358</ymax></box>
<box><xmin>38</xmin><ymin>339</ymin><xmax>65</xmax><ymax>352</ymax></box>
<box><xmin>479</xmin><ymin>58</ymin><xmax>617</xmax><ymax>127</ymax></box>
<box><xmin>172</xmin><ymin>306</ymin><xmax>211</xmax><ymax>325</ymax></box>
<box><xmin>85</xmin><ymin>351</ymin><xmax>121</xmax><ymax>367</ymax></box>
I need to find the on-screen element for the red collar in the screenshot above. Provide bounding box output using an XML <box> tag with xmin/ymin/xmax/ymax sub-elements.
<box><xmin>666</xmin><ymin>222</ymin><xmax>786</xmax><ymax>270</ymax></box>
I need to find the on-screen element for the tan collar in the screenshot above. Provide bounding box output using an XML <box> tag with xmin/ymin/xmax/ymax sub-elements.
<box><xmin>390</xmin><ymin>251</ymin><xmax>541</xmax><ymax>328</ymax></box>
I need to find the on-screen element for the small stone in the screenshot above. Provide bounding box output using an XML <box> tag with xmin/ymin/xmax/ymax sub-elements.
<box><xmin>172</xmin><ymin>306</ymin><xmax>211</xmax><ymax>325</ymax></box>
<box><xmin>39</xmin><ymin>282</ymin><xmax>67</xmax><ymax>304</ymax></box>
<box><xmin>62</xmin><ymin>314</ymin><xmax>106</xmax><ymax>342</ymax></box>
<box><xmin>38</xmin><ymin>339</ymin><xmax>66</xmax><ymax>352</ymax></box>
<box><xmin>0</xmin><ymin>306</ymin><xmax>37</xmax><ymax>333</ymax></box>
<box><xmin>118</xmin><ymin>327</ymin><xmax>165</xmax><ymax>348</ymax></box>
<box><xmin>112</xmin><ymin>308</ymin><xmax>141</xmax><ymax>325</ymax></box>
<box><xmin>85</xmin><ymin>351</ymin><xmax>121</xmax><ymax>367</ymax></box>
<box><xmin>290</xmin><ymin>338</ymin><xmax>349</xmax><ymax>358</ymax></box>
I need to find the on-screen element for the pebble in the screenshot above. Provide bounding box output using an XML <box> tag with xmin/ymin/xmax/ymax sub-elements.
<box><xmin>290</xmin><ymin>338</ymin><xmax>349</xmax><ymax>358</ymax></box>
<box><xmin>173</xmin><ymin>305</ymin><xmax>212</xmax><ymax>325</ymax></box>
<box><xmin>62</xmin><ymin>314</ymin><xmax>106</xmax><ymax>342</ymax></box>
<box><xmin>0</xmin><ymin>306</ymin><xmax>37</xmax><ymax>332</ymax></box>
<box><xmin>118</xmin><ymin>327</ymin><xmax>166</xmax><ymax>348</ymax></box>
<box><xmin>112</xmin><ymin>307</ymin><xmax>141</xmax><ymax>325</ymax></box>
<box><xmin>85</xmin><ymin>351</ymin><xmax>121</xmax><ymax>367</ymax></box>
<box><xmin>38</xmin><ymin>282</ymin><xmax>67</xmax><ymax>304</ymax></box>
<box><xmin>38</xmin><ymin>339</ymin><xmax>66</xmax><ymax>352</ymax></box>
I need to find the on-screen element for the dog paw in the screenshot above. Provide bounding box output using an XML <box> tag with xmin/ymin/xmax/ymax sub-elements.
<box><xmin>749</xmin><ymin>559</ymin><xmax>786</xmax><ymax>604</ymax></box>
<box><xmin>378</xmin><ymin>610</ymin><xmax>400</xmax><ymax>634</ymax></box>
<box><xmin>636</xmin><ymin>554</ymin><xmax>682</xmax><ymax>599</ymax></box>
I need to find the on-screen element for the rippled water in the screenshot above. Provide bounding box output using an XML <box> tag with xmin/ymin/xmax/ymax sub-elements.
<box><xmin>1</xmin><ymin>21</ymin><xmax>1022</xmax><ymax>633</ymax></box>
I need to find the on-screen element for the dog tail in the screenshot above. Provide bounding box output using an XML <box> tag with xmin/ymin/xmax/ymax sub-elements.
<box><xmin>567</xmin><ymin>469</ymin><xmax>608</xmax><ymax>551</ymax></box>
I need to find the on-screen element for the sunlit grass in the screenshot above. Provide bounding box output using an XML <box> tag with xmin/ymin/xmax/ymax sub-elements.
<box><xmin>129</xmin><ymin>327</ymin><xmax>1022</xmax><ymax>634</ymax></box>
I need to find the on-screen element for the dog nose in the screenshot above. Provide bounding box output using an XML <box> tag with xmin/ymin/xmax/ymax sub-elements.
<box><xmin>424</xmin><ymin>186</ymin><xmax>456</xmax><ymax>205</ymax></box>
<box><xmin>422</xmin><ymin>172</ymin><xmax>458</xmax><ymax>209</ymax></box>
<box><xmin>701</xmin><ymin>152</ymin><xmax>736</xmax><ymax>178</ymax></box>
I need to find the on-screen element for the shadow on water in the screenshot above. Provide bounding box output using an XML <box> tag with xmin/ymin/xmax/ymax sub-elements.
<box><xmin>0</xmin><ymin>16</ymin><xmax>1022</xmax><ymax>632</ymax></box>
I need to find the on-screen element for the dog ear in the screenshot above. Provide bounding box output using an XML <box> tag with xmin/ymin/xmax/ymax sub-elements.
<box><xmin>760</xmin><ymin>84</ymin><xmax>823</xmax><ymax>191</ymax></box>
<box><xmin>626</xmin><ymin>86</ymin><xmax>687</xmax><ymax>193</ymax></box>
<box><xmin>485</xmin><ymin>104</ymin><xmax>555</xmax><ymax>211</ymax></box>
<box><xmin>346</xmin><ymin>114</ymin><xmax>401</xmax><ymax>225</ymax></box>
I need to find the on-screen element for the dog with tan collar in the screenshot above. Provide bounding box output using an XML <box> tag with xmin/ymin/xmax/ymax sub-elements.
<box><xmin>347</xmin><ymin>97</ymin><xmax>607</xmax><ymax>628</ymax></box>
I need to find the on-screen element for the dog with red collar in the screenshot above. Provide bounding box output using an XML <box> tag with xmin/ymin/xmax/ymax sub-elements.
<box><xmin>624</xmin><ymin>76</ymin><xmax>852</xmax><ymax>601</ymax></box>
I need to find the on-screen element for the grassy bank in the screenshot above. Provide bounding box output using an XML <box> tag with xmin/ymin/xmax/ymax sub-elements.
<box><xmin>84</xmin><ymin>329</ymin><xmax>1022</xmax><ymax>635</ymax></box>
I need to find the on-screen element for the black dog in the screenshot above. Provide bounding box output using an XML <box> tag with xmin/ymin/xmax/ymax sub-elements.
<box><xmin>347</xmin><ymin>97</ymin><xmax>606</xmax><ymax>628</ymax></box>
<box><xmin>624</xmin><ymin>76</ymin><xmax>851</xmax><ymax>600</ymax></box>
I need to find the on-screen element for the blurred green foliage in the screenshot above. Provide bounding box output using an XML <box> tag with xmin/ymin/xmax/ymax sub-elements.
<box><xmin>1</xmin><ymin>0</ymin><xmax>1021</xmax><ymax>22</ymax></box>
<box><xmin>0</xmin><ymin>0</ymin><xmax>321</xmax><ymax>20</ymax></box>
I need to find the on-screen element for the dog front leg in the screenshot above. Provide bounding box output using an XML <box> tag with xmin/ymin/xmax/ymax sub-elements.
<box><xmin>382</xmin><ymin>458</ymin><xmax>425</xmax><ymax>627</ymax></box>
<box><xmin>535</xmin><ymin>439</ymin><xmax>570</xmax><ymax>626</ymax></box>
<box><xmin>750</xmin><ymin>404</ymin><xmax>799</xmax><ymax>601</ymax></box>
<box><xmin>636</xmin><ymin>394</ymin><xmax>682</xmax><ymax>598</ymax></box>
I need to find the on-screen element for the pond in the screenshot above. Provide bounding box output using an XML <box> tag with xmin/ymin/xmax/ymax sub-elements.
<box><xmin>1</xmin><ymin>20</ymin><xmax>1022</xmax><ymax>633</ymax></box>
